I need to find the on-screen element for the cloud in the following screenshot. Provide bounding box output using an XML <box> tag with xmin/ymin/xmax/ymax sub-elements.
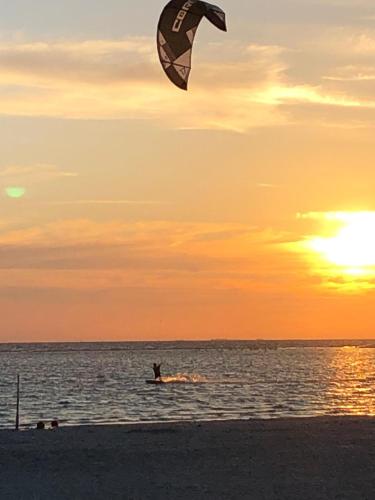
<box><xmin>323</xmin><ymin>65</ymin><xmax>375</xmax><ymax>81</ymax></box>
<box><xmin>0</xmin><ymin>37</ymin><xmax>290</xmax><ymax>131</ymax></box>
<box><xmin>0</xmin><ymin>218</ymin><xmax>292</xmax><ymax>292</ymax></box>
<box><xmin>0</xmin><ymin>38</ymin><xmax>155</xmax><ymax>82</ymax></box>
<box><xmin>253</xmin><ymin>84</ymin><xmax>369</xmax><ymax>107</ymax></box>
<box><xmin>46</xmin><ymin>199</ymin><xmax>165</xmax><ymax>206</ymax></box>
<box><xmin>0</xmin><ymin>218</ymin><xmax>257</xmax><ymax>249</ymax></box>
<box><xmin>0</xmin><ymin>164</ymin><xmax>77</xmax><ymax>186</ymax></box>
<box><xmin>0</xmin><ymin>34</ymin><xmax>374</xmax><ymax>131</ymax></box>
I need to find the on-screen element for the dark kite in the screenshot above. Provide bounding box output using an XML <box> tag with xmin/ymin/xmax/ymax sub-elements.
<box><xmin>157</xmin><ymin>0</ymin><xmax>227</xmax><ymax>90</ymax></box>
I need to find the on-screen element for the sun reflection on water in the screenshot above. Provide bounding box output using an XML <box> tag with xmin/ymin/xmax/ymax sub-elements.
<box><xmin>326</xmin><ymin>347</ymin><xmax>375</xmax><ymax>416</ymax></box>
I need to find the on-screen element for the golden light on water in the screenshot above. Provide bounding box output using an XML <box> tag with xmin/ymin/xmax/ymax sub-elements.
<box><xmin>295</xmin><ymin>212</ymin><xmax>375</xmax><ymax>291</ymax></box>
<box><xmin>327</xmin><ymin>347</ymin><xmax>375</xmax><ymax>416</ymax></box>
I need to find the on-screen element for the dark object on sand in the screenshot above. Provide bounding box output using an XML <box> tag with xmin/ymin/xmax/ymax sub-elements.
<box><xmin>51</xmin><ymin>420</ymin><xmax>59</xmax><ymax>429</ymax></box>
<box><xmin>36</xmin><ymin>421</ymin><xmax>45</xmax><ymax>430</ymax></box>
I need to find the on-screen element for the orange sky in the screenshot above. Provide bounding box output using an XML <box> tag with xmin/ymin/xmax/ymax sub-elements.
<box><xmin>1</xmin><ymin>1</ymin><xmax>375</xmax><ymax>341</ymax></box>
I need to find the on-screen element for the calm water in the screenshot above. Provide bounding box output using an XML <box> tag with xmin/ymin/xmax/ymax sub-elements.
<box><xmin>1</xmin><ymin>340</ymin><xmax>375</xmax><ymax>429</ymax></box>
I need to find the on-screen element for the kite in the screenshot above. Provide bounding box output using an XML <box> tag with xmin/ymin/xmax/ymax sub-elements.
<box><xmin>157</xmin><ymin>0</ymin><xmax>227</xmax><ymax>90</ymax></box>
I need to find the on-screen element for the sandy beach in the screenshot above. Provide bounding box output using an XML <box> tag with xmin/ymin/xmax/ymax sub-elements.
<box><xmin>1</xmin><ymin>417</ymin><xmax>374</xmax><ymax>499</ymax></box>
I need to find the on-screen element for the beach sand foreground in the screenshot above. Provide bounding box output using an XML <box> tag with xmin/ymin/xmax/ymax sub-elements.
<box><xmin>1</xmin><ymin>417</ymin><xmax>374</xmax><ymax>499</ymax></box>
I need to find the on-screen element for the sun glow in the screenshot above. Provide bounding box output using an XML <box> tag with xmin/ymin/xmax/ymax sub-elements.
<box><xmin>308</xmin><ymin>212</ymin><xmax>375</xmax><ymax>271</ymax></box>
<box><xmin>296</xmin><ymin>212</ymin><xmax>375</xmax><ymax>291</ymax></box>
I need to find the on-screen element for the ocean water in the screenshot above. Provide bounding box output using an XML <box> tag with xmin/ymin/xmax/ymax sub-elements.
<box><xmin>1</xmin><ymin>340</ymin><xmax>375</xmax><ymax>429</ymax></box>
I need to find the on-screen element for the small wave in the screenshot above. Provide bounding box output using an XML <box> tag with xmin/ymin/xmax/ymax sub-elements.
<box><xmin>161</xmin><ymin>373</ymin><xmax>207</xmax><ymax>384</ymax></box>
<box><xmin>160</xmin><ymin>374</ymin><xmax>248</xmax><ymax>385</ymax></box>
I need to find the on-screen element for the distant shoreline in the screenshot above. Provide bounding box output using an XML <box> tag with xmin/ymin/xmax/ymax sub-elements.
<box><xmin>2</xmin><ymin>338</ymin><xmax>375</xmax><ymax>345</ymax></box>
<box><xmin>2</xmin><ymin>338</ymin><xmax>375</xmax><ymax>349</ymax></box>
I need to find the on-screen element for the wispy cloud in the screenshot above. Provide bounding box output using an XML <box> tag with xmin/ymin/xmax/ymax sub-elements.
<box><xmin>0</xmin><ymin>35</ymin><xmax>373</xmax><ymax>131</ymax></box>
<box><xmin>0</xmin><ymin>37</ymin><xmax>288</xmax><ymax>131</ymax></box>
<box><xmin>46</xmin><ymin>199</ymin><xmax>165</xmax><ymax>206</ymax></box>
<box><xmin>323</xmin><ymin>65</ymin><xmax>375</xmax><ymax>81</ymax></box>
<box><xmin>0</xmin><ymin>218</ymin><xmax>292</xmax><ymax>292</ymax></box>
<box><xmin>0</xmin><ymin>164</ymin><xmax>77</xmax><ymax>185</ymax></box>
<box><xmin>253</xmin><ymin>84</ymin><xmax>371</xmax><ymax>108</ymax></box>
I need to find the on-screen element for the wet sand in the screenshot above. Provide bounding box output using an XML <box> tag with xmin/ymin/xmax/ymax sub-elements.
<box><xmin>1</xmin><ymin>417</ymin><xmax>374</xmax><ymax>499</ymax></box>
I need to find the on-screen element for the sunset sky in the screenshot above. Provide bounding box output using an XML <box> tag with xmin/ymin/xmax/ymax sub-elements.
<box><xmin>1</xmin><ymin>0</ymin><xmax>375</xmax><ymax>342</ymax></box>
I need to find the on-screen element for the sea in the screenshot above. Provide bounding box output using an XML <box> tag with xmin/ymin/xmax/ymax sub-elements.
<box><xmin>1</xmin><ymin>340</ymin><xmax>375</xmax><ymax>430</ymax></box>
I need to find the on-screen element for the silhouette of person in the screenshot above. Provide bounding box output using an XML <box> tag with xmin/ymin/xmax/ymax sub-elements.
<box><xmin>153</xmin><ymin>363</ymin><xmax>162</xmax><ymax>380</ymax></box>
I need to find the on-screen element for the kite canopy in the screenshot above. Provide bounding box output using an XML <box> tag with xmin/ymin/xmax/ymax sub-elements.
<box><xmin>157</xmin><ymin>0</ymin><xmax>227</xmax><ymax>90</ymax></box>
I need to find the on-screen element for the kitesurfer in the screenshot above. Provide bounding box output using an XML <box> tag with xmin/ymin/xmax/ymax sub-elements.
<box><xmin>153</xmin><ymin>363</ymin><xmax>162</xmax><ymax>380</ymax></box>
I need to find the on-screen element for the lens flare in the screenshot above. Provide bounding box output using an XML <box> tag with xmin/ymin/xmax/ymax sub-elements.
<box><xmin>5</xmin><ymin>187</ymin><xmax>26</xmax><ymax>198</ymax></box>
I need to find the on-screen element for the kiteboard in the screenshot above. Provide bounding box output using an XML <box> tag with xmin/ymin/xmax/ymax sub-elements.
<box><xmin>146</xmin><ymin>379</ymin><xmax>165</xmax><ymax>385</ymax></box>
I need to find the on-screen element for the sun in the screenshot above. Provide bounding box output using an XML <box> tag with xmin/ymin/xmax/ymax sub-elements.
<box><xmin>305</xmin><ymin>212</ymin><xmax>375</xmax><ymax>278</ymax></box>
<box><xmin>305</xmin><ymin>212</ymin><xmax>375</xmax><ymax>280</ymax></box>
<box><xmin>289</xmin><ymin>212</ymin><xmax>375</xmax><ymax>291</ymax></box>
